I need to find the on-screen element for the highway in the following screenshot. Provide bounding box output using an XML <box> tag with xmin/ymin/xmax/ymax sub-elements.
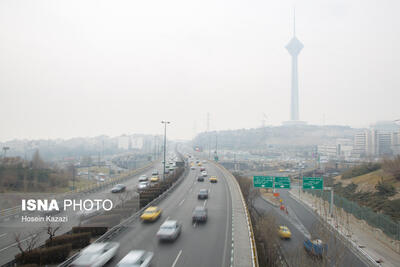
<box><xmin>253</xmin><ymin>189</ymin><xmax>368</xmax><ymax>267</ymax></box>
<box><xmin>104</xmin><ymin>162</ymin><xmax>232</xmax><ymax>267</ymax></box>
<box><xmin>0</xmin><ymin>161</ymin><xmax>162</xmax><ymax>266</ymax></box>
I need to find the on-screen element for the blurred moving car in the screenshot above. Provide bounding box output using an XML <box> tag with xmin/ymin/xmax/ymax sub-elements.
<box><xmin>278</xmin><ymin>226</ymin><xmax>291</xmax><ymax>239</ymax></box>
<box><xmin>76</xmin><ymin>208</ymin><xmax>101</xmax><ymax>221</ymax></box>
<box><xmin>111</xmin><ymin>184</ymin><xmax>126</xmax><ymax>193</ymax></box>
<box><xmin>71</xmin><ymin>242</ymin><xmax>120</xmax><ymax>267</ymax></box>
<box><xmin>200</xmin><ymin>167</ymin><xmax>206</xmax><ymax>172</ymax></box>
<box><xmin>157</xmin><ymin>220</ymin><xmax>182</xmax><ymax>241</ymax></box>
<box><xmin>198</xmin><ymin>189</ymin><xmax>208</xmax><ymax>199</ymax></box>
<box><xmin>151</xmin><ymin>170</ymin><xmax>159</xmax><ymax>176</ymax></box>
<box><xmin>209</xmin><ymin>176</ymin><xmax>218</xmax><ymax>183</ymax></box>
<box><xmin>192</xmin><ymin>206</ymin><xmax>207</xmax><ymax>223</ymax></box>
<box><xmin>197</xmin><ymin>176</ymin><xmax>204</xmax><ymax>182</ymax></box>
<box><xmin>304</xmin><ymin>238</ymin><xmax>327</xmax><ymax>258</ymax></box>
<box><xmin>201</xmin><ymin>171</ymin><xmax>207</xmax><ymax>177</ymax></box>
<box><xmin>137</xmin><ymin>181</ymin><xmax>150</xmax><ymax>191</ymax></box>
<box><xmin>150</xmin><ymin>176</ymin><xmax>159</xmax><ymax>183</ymax></box>
<box><xmin>140</xmin><ymin>206</ymin><xmax>162</xmax><ymax>222</ymax></box>
<box><xmin>138</xmin><ymin>175</ymin><xmax>148</xmax><ymax>182</ymax></box>
<box><xmin>116</xmin><ymin>250</ymin><xmax>154</xmax><ymax>267</ymax></box>
<box><xmin>191</xmin><ymin>166</ymin><xmax>196</xmax><ymax>170</ymax></box>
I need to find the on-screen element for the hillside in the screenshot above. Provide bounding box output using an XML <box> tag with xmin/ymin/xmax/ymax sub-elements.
<box><xmin>333</xmin><ymin>163</ymin><xmax>400</xmax><ymax>222</ymax></box>
<box><xmin>334</xmin><ymin>169</ymin><xmax>400</xmax><ymax>200</ymax></box>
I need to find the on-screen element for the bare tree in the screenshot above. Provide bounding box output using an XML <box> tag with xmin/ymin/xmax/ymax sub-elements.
<box><xmin>46</xmin><ymin>222</ymin><xmax>62</xmax><ymax>242</ymax></box>
<box><xmin>14</xmin><ymin>230</ymin><xmax>42</xmax><ymax>255</ymax></box>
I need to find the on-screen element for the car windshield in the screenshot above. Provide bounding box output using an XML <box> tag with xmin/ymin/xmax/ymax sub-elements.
<box><xmin>144</xmin><ymin>210</ymin><xmax>156</xmax><ymax>214</ymax></box>
<box><xmin>161</xmin><ymin>225</ymin><xmax>175</xmax><ymax>230</ymax></box>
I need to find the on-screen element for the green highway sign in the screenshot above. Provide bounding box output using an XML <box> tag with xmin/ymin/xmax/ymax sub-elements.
<box><xmin>303</xmin><ymin>177</ymin><xmax>323</xmax><ymax>190</ymax></box>
<box><xmin>253</xmin><ymin>176</ymin><xmax>274</xmax><ymax>188</ymax></box>
<box><xmin>274</xmin><ymin>177</ymin><xmax>290</xmax><ymax>189</ymax></box>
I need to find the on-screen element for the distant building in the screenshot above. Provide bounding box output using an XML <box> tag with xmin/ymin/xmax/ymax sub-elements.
<box><xmin>118</xmin><ymin>135</ymin><xmax>130</xmax><ymax>150</ymax></box>
<box><xmin>352</xmin><ymin>126</ymin><xmax>397</xmax><ymax>157</ymax></box>
<box><xmin>391</xmin><ymin>132</ymin><xmax>400</xmax><ymax>155</ymax></box>
<box><xmin>374</xmin><ymin>131</ymin><xmax>392</xmax><ymax>155</ymax></box>
<box><xmin>131</xmin><ymin>137</ymin><xmax>144</xmax><ymax>149</ymax></box>
<box><xmin>317</xmin><ymin>144</ymin><xmax>338</xmax><ymax>159</ymax></box>
<box><xmin>352</xmin><ymin>130</ymin><xmax>370</xmax><ymax>157</ymax></box>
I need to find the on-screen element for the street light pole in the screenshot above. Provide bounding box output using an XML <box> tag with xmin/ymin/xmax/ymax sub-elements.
<box><xmin>161</xmin><ymin>121</ymin><xmax>170</xmax><ymax>181</ymax></box>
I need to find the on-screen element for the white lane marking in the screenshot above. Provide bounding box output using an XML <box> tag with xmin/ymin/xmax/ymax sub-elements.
<box><xmin>171</xmin><ymin>249</ymin><xmax>183</xmax><ymax>267</ymax></box>
<box><xmin>0</xmin><ymin>233</ymin><xmax>37</xmax><ymax>252</ymax></box>
<box><xmin>178</xmin><ymin>198</ymin><xmax>185</xmax><ymax>206</ymax></box>
<box><xmin>203</xmin><ymin>199</ymin><xmax>207</xmax><ymax>207</ymax></box>
<box><xmin>0</xmin><ymin>233</ymin><xmax>7</xmax><ymax>238</ymax></box>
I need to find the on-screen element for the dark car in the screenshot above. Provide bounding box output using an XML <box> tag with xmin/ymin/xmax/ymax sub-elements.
<box><xmin>200</xmin><ymin>167</ymin><xmax>206</xmax><ymax>172</ymax></box>
<box><xmin>192</xmin><ymin>206</ymin><xmax>207</xmax><ymax>223</ymax></box>
<box><xmin>198</xmin><ymin>189</ymin><xmax>208</xmax><ymax>199</ymax></box>
<box><xmin>197</xmin><ymin>176</ymin><xmax>204</xmax><ymax>182</ymax></box>
<box><xmin>111</xmin><ymin>184</ymin><xmax>126</xmax><ymax>193</ymax></box>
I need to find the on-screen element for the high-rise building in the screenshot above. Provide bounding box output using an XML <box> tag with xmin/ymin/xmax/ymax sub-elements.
<box><xmin>283</xmin><ymin>10</ymin><xmax>306</xmax><ymax>126</ymax></box>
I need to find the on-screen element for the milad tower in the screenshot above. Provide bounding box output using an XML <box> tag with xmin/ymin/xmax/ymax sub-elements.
<box><xmin>283</xmin><ymin>10</ymin><xmax>306</xmax><ymax>125</ymax></box>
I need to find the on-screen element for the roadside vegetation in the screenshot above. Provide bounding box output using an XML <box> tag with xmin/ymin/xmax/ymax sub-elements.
<box><xmin>341</xmin><ymin>162</ymin><xmax>381</xmax><ymax>179</ymax></box>
<box><xmin>234</xmin><ymin>173</ymin><xmax>284</xmax><ymax>267</ymax></box>
<box><xmin>0</xmin><ymin>150</ymin><xmax>70</xmax><ymax>192</ymax></box>
<box><xmin>334</xmin><ymin>157</ymin><xmax>400</xmax><ymax>222</ymax></box>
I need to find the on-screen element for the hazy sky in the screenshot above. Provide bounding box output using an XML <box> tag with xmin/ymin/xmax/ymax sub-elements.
<box><xmin>1</xmin><ymin>0</ymin><xmax>399</xmax><ymax>141</ymax></box>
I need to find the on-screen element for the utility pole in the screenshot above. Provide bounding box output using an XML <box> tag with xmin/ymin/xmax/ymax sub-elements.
<box><xmin>72</xmin><ymin>165</ymin><xmax>76</xmax><ymax>191</ymax></box>
<box><xmin>207</xmin><ymin>113</ymin><xmax>210</xmax><ymax>159</ymax></box>
<box><xmin>161</xmin><ymin>121</ymin><xmax>170</xmax><ymax>181</ymax></box>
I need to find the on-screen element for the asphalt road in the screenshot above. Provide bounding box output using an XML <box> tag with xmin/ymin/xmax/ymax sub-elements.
<box><xmin>104</xmin><ymin>162</ymin><xmax>233</xmax><ymax>267</ymax></box>
<box><xmin>253</xmin><ymin>189</ymin><xmax>368</xmax><ymax>267</ymax></box>
<box><xmin>0</xmin><ymin>161</ymin><xmax>162</xmax><ymax>266</ymax></box>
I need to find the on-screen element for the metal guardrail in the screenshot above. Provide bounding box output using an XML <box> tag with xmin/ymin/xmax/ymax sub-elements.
<box><xmin>58</xmin><ymin>164</ymin><xmax>189</xmax><ymax>267</ymax></box>
<box><xmin>213</xmin><ymin>162</ymin><xmax>259</xmax><ymax>267</ymax></box>
<box><xmin>0</xmin><ymin>162</ymin><xmax>155</xmax><ymax>222</ymax></box>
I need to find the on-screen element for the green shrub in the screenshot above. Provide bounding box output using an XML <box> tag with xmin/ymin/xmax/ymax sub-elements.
<box><xmin>15</xmin><ymin>244</ymin><xmax>71</xmax><ymax>265</ymax></box>
<box><xmin>45</xmin><ymin>232</ymin><xmax>90</xmax><ymax>249</ymax></box>
<box><xmin>375</xmin><ymin>178</ymin><xmax>396</xmax><ymax>197</ymax></box>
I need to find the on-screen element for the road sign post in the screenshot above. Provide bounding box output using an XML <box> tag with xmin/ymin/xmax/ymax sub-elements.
<box><xmin>253</xmin><ymin>176</ymin><xmax>274</xmax><ymax>188</ymax></box>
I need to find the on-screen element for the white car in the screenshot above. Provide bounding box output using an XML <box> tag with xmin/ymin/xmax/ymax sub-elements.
<box><xmin>138</xmin><ymin>175</ymin><xmax>148</xmax><ymax>182</ymax></box>
<box><xmin>156</xmin><ymin>220</ymin><xmax>182</xmax><ymax>241</ymax></box>
<box><xmin>201</xmin><ymin>171</ymin><xmax>207</xmax><ymax>177</ymax></box>
<box><xmin>137</xmin><ymin>181</ymin><xmax>149</xmax><ymax>191</ymax></box>
<box><xmin>116</xmin><ymin>250</ymin><xmax>153</xmax><ymax>267</ymax></box>
<box><xmin>71</xmin><ymin>242</ymin><xmax>120</xmax><ymax>267</ymax></box>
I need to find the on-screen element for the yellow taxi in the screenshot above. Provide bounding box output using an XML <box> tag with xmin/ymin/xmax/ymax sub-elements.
<box><xmin>278</xmin><ymin>226</ymin><xmax>291</xmax><ymax>239</ymax></box>
<box><xmin>150</xmin><ymin>176</ymin><xmax>159</xmax><ymax>182</ymax></box>
<box><xmin>140</xmin><ymin>206</ymin><xmax>162</xmax><ymax>222</ymax></box>
<box><xmin>197</xmin><ymin>162</ymin><xmax>202</xmax><ymax>166</ymax></box>
<box><xmin>209</xmin><ymin>176</ymin><xmax>218</xmax><ymax>183</ymax></box>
